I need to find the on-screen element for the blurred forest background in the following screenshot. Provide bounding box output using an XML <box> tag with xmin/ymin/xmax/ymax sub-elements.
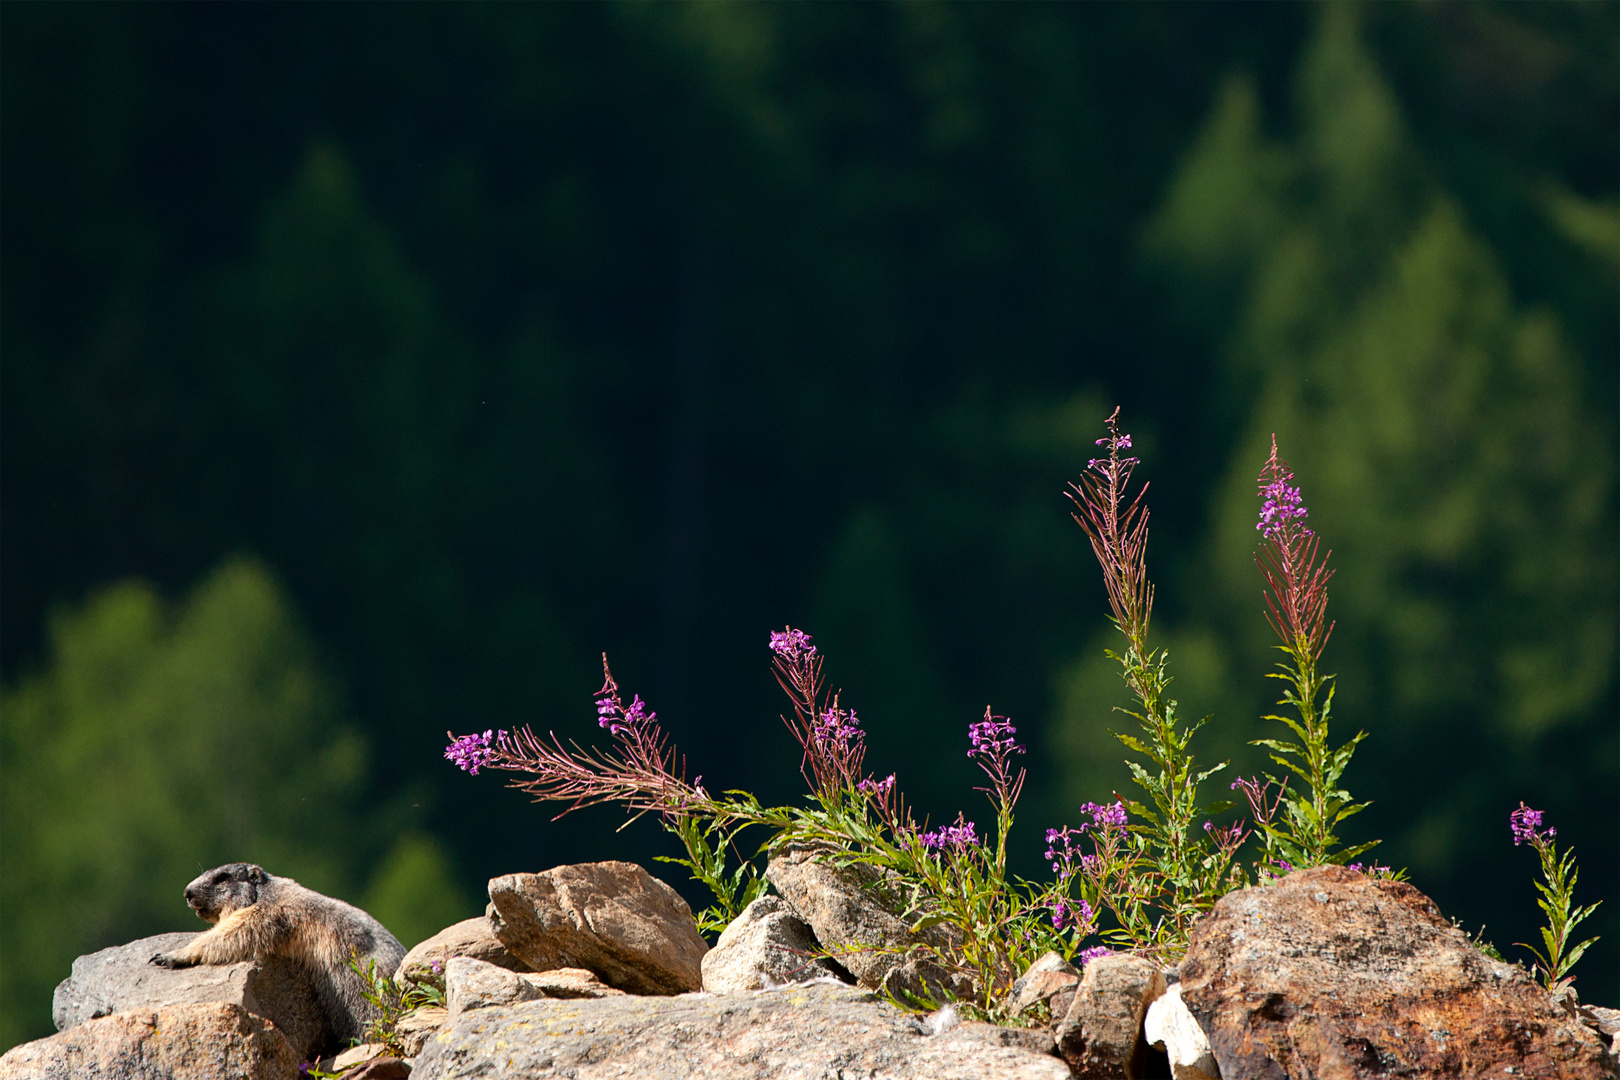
<box><xmin>2</xmin><ymin>1</ymin><xmax>1615</xmax><ymax>1047</ymax></box>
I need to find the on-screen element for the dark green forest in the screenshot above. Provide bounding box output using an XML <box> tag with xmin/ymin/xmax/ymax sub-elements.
<box><xmin>2</xmin><ymin>1</ymin><xmax>1615</xmax><ymax>1047</ymax></box>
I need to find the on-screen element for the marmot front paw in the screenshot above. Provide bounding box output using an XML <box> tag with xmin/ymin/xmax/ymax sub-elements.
<box><xmin>149</xmin><ymin>952</ymin><xmax>189</xmax><ymax>968</ymax></box>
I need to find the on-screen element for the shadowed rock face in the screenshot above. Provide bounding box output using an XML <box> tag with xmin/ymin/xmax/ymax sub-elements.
<box><xmin>411</xmin><ymin>982</ymin><xmax>1070</xmax><ymax>1080</ymax></box>
<box><xmin>0</xmin><ymin>1002</ymin><xmax>299</xmax><ymax>1080</ymax></box>
<box><xmin>701</xmin><ymin>895</ymin><xmax>846</xmax><ymax>994</ymax></box>
<box><xmin>1179</xmin><ymin>865</ymin><xmax>1615</xmax><ymax>1080</ymax></box>
<box><xmin>396</xmin><ymin>916</ymin><xmax>533</xmax><ymax>987</ymax></box>
<box><xmin>765</xmin><ymin>846</ymin><xmax>976</xmax><ymax>1004</ymax></box>
<box><xmin>487</xmin><ymin>861</ymin><xmax>708</xmax><ymax>995</ymax></box>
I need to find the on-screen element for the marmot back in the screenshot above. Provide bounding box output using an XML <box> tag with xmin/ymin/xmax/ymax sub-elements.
<box><xmin>150</xmin><ymin>862</ymin><xmax>405</xmax><ymax>1048</ymax></box>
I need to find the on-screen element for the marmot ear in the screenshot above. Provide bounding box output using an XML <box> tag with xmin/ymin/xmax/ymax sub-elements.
<box><xmin>247</xmin><ymin>865</ymin><xmax>267</xmax><ymax>885</ymax></box>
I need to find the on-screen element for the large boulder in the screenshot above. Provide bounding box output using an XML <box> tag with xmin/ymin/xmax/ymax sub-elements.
<box><xmin>487</xmin><ymin>861</ymin><xmax>708</xmax><ymax>995</ymax></box>
<box><xmin>0</xmin><ymin>1002</ymin><xmax>299</xmax><ymax>1080</ymax></box>
<box><xmin>396</xmin><ymin>915</ymin><xmax>532</xmax><ymax>987</ymax></box>
<box><xmin>50</xmin><ymin>932</ymin><xmax>331</xmax><ymax>1062</ymax></box>
<box><xmin>1180</xmin><ymin>865</ymin><xmax>1615</xmax><ymax>1079</ymax></box>
<box><xmin>411</xmin><ymin>981</ymin><xmax>1070</xmax><ymax>1080</ymax></box>
<box><xmin>765</xmin><ymin>846</ymin><xmax>975</xmax><ymax>1004</ymax></box>
<box><xmin>1054</xmin><ymin>953</ymin><xmax>1166</xmax><ymax>1079</ymax></box>
<box><xmin>701</xmin><ymin>895</ymin><xmax>845</xmax><ymax>994</ymax></box>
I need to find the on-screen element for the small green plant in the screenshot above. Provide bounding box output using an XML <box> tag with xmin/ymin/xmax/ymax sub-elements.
<box><xmin>345</xmin><ymin>950</ymin><xmax>445</xmax><ymax>1056</ymax></box>
<box><xmin>1509</xmin><ymin>803</ymin><xmax>1601</xmax><ymax>993</ymax></box>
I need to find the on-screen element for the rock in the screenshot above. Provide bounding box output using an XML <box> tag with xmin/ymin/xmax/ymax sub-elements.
<box><xmin>1179</xmin><ymin>865</ymin><xmax>1614</xmax><ymax>1079</ymax></box>
<box><xmin>1582</xmin><ymin>1005</ymin><xmax>1620</xmax><ymax>1044</ymax></box>
<box><xmin>396</xmin><ymin>916</ymin><xmax>532</xmax><ymax>987</ymax></box>
<box><xmin>1144</xmin><ymin>983</ymin><xmax>1219</xmax><ymax>1080</ymax></box>
<box><xmin>0</xmin><ymin>1001</ymin><xmax>299</xmax><ymax>1080</ymax></box>
<box><xmin>487</xmin><ymin>861</ymin><xmax>708</xmax><ymax>995</ymax></box>
<box><xmin>335</xmin><ymin>1043</ymin><xmax>392</xmax><ymax>1069</ymax></box>
<box><xmin>701</xmin><ymin>895</ymin><xmax>843</xmax><ymax>993</ymax></box>
<box><xmin>411</xmin><ymin>981</ymin><xmax>1070</xmax><ymax>1080</ymax></box>
<box><xmin>1054</xmin><ymin>953</ymin><xmax>1167</xmax><ymax>1079</ymax></box>
<box><xmin>50</xmin><ymin>932</ymin><xmax>331</xmax><ymax>1061</ymax></box>
<box><xmin>521</xmin><ymin>967</ymin><xmax>627</xmax><ymax>999</ymax></box>
<box><xmin>446</xmin><ymin>956</ymin><xmax>626</xmax><ymax>1016</ymax></box>
<box><xmin>395</xmin><ymin>1005</ymin><xmax>450</xmax><ymax>1057</ymax></box>
<box><xmin>1007</xmin><ymin>951</ymin><xmax>1081</xmax><ymax>1019</ymax></box>
<box><xmin>936</xmin><ymin>1020</ymin><xmax>1058</xmax><ymax>1057</ymax></box>
<box><xmin>346</xmin><ymin>1058</ymin><xmax>412</xmax><ymax>1080</ymax></box>
<box><xmin>765</xmin><ymin>846</ymin><xmax>975</xmax><ymax>1004</ymax></box>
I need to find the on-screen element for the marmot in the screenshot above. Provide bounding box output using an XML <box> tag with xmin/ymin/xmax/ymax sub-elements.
<box><xmin>150</xmin><ymin>862</ymin><xmax>405</xmax><ymax>1046</ymax></box>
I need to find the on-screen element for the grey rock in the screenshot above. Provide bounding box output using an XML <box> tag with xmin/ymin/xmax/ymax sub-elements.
<box><xmin>487</xmin><ymin>861</ymin><xmax>708</xmax><ymax>995</ymax></box>
<box><xmin>411</xmin><ymin>981</ymin><xmax>1070</xmax><ymax>1080</ymax></box>
<box><xmin>936</xmin><ymin>1020</ymin><xmax>1057</xmax><ymax>1057</ymax></box>
<box><xmin>397</xmin><ymin>916</ymin><xmax>532</xmax><ymax>987</ymax></box>
<box><xmin>446</xmin><ymin>955</ymin><xmax>547</xmax><ymax>1015</ymax></box>
<box><xmin>1055</xmin><ymin>953</ymin><xmax>1166</xmax><ymax>1080</ymax></box>
<box><xmin>765</xmin><ymin>846</ymin><xmax>976</xmax><ymax>1004</ymax></box>
<box><xmin>0</xmin><ymin>1002</ymin><xmax>300</xmax><ymax>1080</ymax></box>
<box><xmin>395</xmin><ymin>1005</ymin><xmax>450</xmax><ymax>1057</ymax></box>
<box><xmin>446</xmin><ymin>956</ymin><xmax>628</xmax><ymax>1017</ymax></box>
<box><xmin>51</xmin><ymin>932</ymin><xmax>330</xmax><ymax>1062</ymax></box>
<box><xmin>701</xmin><ymin>895</ymin><xmax>843</xmax><ymax>994</ymax></box>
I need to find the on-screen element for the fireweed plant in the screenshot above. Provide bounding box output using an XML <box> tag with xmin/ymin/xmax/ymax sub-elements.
<box><xmin>1510</xmin><ymin>803</ymin><xmax>1601</xmax><ymax>993</ymax></box>
<box><xmin>444</xmin><ymin>410</ymin><xmax>1595</xmax><ymax>1012</ymax></box>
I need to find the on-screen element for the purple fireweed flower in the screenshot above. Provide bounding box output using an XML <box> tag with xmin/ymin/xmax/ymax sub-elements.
<box><xmin>1077</xmin><ymin>945</ymin><xmax>1113</xmax><ymax>966</ymax></box>
<box><xmin>922</xmin><ymin>818</ymin><xmax>978</xmax><ymax>854</ymax></box>
<box><xmin>769</xmin><ymin>627</ymin><xmax>816</xmax><ymax>661</ymax></box>
<box><xmin>1510</xmin><ymin>802</ymin><xmax>1555</xmax><ymax>847</ymax></box>
<box><xmin>445</xmin><ymin>729</ymin><xmax>505</xmax><ymax>775</ymax></box>
<box><xmin>967</xmin><ymin>712</ymin><xmax>1023</xmax><ymax>761</ymax></box>
<box><xmin>1050</xmin><ymin>897</ymin><xmax>1096</xmax><ymax>934</ymax></box>
<box><xmin>1045</xmin><ymin>825</ymin><xmax>1084</xmax><ymax>878</ymax></box>
<box><xmin>814</xmin><ymin>706</ymin><xmax>863</xmax><ymax>753</ymax></box>
<box><xmin>1069</xmin><ymin>408</ymin><xmax>1153</xmax><ymax>649</ymax></box>
<box><xmin>1254</xmin><ymin>436</ymin><xmax>1335</xmax><ymax>658</ymax></box>
<box><xmin>596</xmin><ymin>693</ymin><xmax>656</xmax><ymax>737</ymax></box>
<box><xmin>1077</xmin><ymin>800</ymin><xmax>1128</xmax><ymax>832</ymax></box>
<box><xmin>857</xmin><ymin>773</ymin><xmax>896</xmax><ymax>798</ymax></box>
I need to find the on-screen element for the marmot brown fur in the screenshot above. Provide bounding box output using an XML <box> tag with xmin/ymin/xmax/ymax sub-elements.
<box><xmin>150</xmin><ymin>862</ymin><xmax>405</xmax><ymax>1046</ymax></box>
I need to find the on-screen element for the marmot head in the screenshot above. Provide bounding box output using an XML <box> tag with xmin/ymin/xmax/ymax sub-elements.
<box><xmin>183</xmin><ymin>863</ymin><xmax>270</xmax><ymax>923</ymax></box>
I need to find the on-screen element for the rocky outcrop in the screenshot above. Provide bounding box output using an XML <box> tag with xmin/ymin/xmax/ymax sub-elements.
<box><xmin>396</xmin><ymin>915</ymin><xmax>532</xmax><ymax>986</ymax></box>
<box><xmin>765</xmin><ymin>846</ymin><xmax>975</xmax><ymax>1004</ymax></box>
<box><xmin>411</xmin><ymin>981</ymin><xmax>1070</xmax><ymax>1080</ymax></box>
<box><xmin>50</xmin><ymin>932</ymin><xmax>331</xmax><ymax>1062</ymax></box>
<box><xmin>0</xmin><ymin>1002</ymin><xmax>299</xmax><ymax>1080</ymax></box>
<box><xmin>1179</xmin><ymin>865</ymin><xmax>1615</xmax><ymax>1079</ymax></box>
<box><xmin>487</xmin><ymin>861</ymin><xmax>708</xmax><ymax>995</ymax></box>
<box><xmin>700</xmin><ymin>895</ymin><xmax>845</xmax><ymax>994</ymax></box>
<box><xmin>1054</xmin><ymin>953</ymin><xmax>1166</xmax><ymax>1080</ymax></box>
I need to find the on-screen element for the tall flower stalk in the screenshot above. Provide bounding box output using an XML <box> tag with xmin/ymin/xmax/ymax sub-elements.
<box><xmin>1510</xmin><ymin>803</ymin><xmax>1600</xmax><ymax>993</ymax></box>
<box><xmin>1067</xmin><ymin>408</ymin><xmax>1236</xmax><ymax>952</ymax></box>
<box><xmin>1251</xmin><ymin>436</ymin><xmax>1374</xmax><ymax>868</ymax></box>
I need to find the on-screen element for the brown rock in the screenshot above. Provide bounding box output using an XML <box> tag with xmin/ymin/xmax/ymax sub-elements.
<box><xmin>346</xmin><ymin>1057</ymin><xmax>411</xmax><ymax>1080</ymax></box>
<box><xmin>1054</xmin><ymin>953</ymin><xmax>1166</xmax><ymax>1079</ymax></box>
<box><xmin>522</xmin><ymin>967</ymin><xmax>627</xmax><ymax>999</ymax></box>
<box><xmin>487</xmin><ymin>862</ymin><xmax>707</xmax><ymax>995</ymax></box>
<box><xmin>1180</xmin><ymin>865</ymin><xmax>1614</xmax><ymax>1079</ymax></box>
<box><xmin>1007</xmin><ymin>951</ymin><xmax>1081</xmax><ymax>1018</ymax></box>
<box><xmin>701</xmin><ymin>895</ymin><xmax>842</xmax><ymax>994</ymax></box>
<box><xmin>765</xmin><ymin>846</ymin><xmax>976</xmax><ymax>1004</ymax></box>
<box><xmin>396</xmin><ymin>916</ymin><xmax>532</xmax><ymax>987</ymax></box>
<box><xmin>394</xmin><ymin>1005</ymin><xmax>450</xmax><ymax>1057</ymax></box>
<box><xmin>0</xmin><ymin>1002</ymin><xmax>299</xmax><ymax>1080</ymax></box>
